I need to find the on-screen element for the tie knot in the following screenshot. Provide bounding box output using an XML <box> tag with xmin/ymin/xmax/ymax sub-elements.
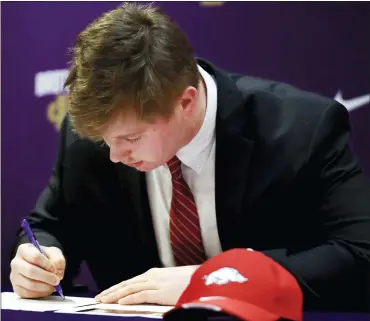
<box><xmin>167</xmin><ymin>156</ymin><xmax>182</xmax><ymax>180</ymax></box>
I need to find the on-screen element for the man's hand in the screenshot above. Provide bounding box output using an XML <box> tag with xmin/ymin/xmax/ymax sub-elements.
<box><xmin>95</xmin><ymin>266</ymin><xmax>199</xmax><ymax>306</ymax></box>
<box><xmin>10</xmin><ymin>244</ymin><xmax>66</xmax><ymax>299</ymax></box>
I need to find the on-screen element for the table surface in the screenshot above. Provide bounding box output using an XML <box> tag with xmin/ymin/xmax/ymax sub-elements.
<box><xmin>2</xmin><ymin>288</ymin><xmax>370</xmax><ymax>321</ymax></box>
<box><xmin>2</xmin><ymin>309</ymin><xmax>370</xmax><ymax>321</ymax></box>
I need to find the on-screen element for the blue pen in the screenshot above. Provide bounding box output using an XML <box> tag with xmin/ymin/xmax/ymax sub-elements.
<box><xmin>20</xmin><ymin>219</ymin><xmax>65</xmax><ymax>300</ymax></box>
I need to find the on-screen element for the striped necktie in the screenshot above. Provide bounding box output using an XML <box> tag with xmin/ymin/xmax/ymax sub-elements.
<box><xmin>167</xmin><ymin>156</ymin><xmax>207</xmax><ymax>266</ymax></box>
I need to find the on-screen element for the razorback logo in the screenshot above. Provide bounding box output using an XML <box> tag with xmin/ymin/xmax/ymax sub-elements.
<box><xmin>203</xmin><ymin>267</ymin><xmax>248</xmax><ymax>286</ymax></box>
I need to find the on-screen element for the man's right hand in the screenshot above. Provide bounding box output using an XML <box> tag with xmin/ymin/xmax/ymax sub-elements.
<box><xmin>10</xmin><ymin>244</ymin><xmax>66</xmax><ymax>299</ymax></box>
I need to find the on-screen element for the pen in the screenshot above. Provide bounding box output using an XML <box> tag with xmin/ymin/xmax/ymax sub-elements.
<box><xmin>20</xmin><ymin>218</ymin><xmax>65</xmax><ymax>300</ymax></box>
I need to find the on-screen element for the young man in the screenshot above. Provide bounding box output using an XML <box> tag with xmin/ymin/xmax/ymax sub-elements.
<box><xmin>10</xmin><ymin>2</ymin><xmax>370</xmax><ymax>312</ymax></box>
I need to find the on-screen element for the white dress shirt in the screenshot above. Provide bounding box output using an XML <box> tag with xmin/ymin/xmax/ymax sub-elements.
<box><xmin>146</xmin><ymin>65</ymin><xmax>222</xmax><ymax>267</ymax></box>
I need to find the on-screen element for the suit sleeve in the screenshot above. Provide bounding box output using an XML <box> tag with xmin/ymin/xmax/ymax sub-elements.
<box><xmin>262</xmin><ymin>102</ymin><xmax>370</xmax><ymax>311</ymax></box>
<box><xmin>11</xmin><ymin>115</ymin><xmax>83</xmax><ymax>285</ymax></box>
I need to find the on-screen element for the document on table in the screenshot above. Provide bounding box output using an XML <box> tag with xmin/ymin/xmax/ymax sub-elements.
<box><xmin>57</xmin><ymin>302</ymin><xmax>174</xmax><ymax>318</ymax></box>
<box><xmin>1</xmin><ymin>292</ymin><xmax>97</xmax><ymax>312</ymax></box>
<box><xmin>2</xmin><ymin>292</ymin><xmax>174</xmax><ymax>318</ymax></box>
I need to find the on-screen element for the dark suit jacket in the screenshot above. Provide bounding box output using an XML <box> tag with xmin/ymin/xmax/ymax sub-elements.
<box><xmin>14</xmin><ymin>59</ymin><xmax>370</xmax><ymax>312</ymax></box>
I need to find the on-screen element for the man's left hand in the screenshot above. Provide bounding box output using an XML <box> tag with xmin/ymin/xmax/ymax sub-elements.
<box><xmin>95</xmin><ymin>266</ymin><xmax>199</xmax><ymax>305</ymax></box>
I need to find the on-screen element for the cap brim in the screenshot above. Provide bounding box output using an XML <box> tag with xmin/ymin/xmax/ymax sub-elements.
<box><xmin>164</xmin><ymin>297</ymin><xmax>279</xmax><ymax>321</ymax></box>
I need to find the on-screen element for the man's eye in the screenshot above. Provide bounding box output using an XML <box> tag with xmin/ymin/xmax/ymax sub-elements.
<box><xmin>126</xmin><ymin>137</ymin><xmax>141</xmax><ymax>143</ymax></box>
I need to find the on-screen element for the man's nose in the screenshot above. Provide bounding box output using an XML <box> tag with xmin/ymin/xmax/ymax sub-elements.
<box><xmin>110</xmin><ymin>148</ymin><xmax>132</xmax><ymax>163</ymax></box>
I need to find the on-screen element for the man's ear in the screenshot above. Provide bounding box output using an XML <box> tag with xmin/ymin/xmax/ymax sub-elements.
<box><xmin>178</xmin><ymin>86</ymin><xmax>198</xmax><ymax>116</ymax></box>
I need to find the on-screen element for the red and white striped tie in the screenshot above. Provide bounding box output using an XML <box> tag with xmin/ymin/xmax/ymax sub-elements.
<box><xmin>167</xmin><ymin>156</ymin><xmax>207</xmax><ymax>266</ymax></box>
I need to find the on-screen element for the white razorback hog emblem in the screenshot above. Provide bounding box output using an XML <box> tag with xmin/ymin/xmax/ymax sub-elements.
<box><xmin>203</xmin><ymin>267</ymin><xmax>248</xmax><ymax>286</ymax></box>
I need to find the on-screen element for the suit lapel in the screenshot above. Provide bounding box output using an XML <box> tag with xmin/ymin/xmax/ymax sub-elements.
<box><xmin>215</xmin><ymin>129</ymin><xmax>254</xmax><ymax>250</ymax></box>
<box><xmin>116</xmin><ymin>164</ymin><xmax>160</xmax><ymax>265</ymax></box>
<box><xmin>200</xmin><ymin>59</ymin><xmax>255</xmax><ymax>250</ymax></box>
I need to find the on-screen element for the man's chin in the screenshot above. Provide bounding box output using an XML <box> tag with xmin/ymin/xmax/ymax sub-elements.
<box><xmin>124</xmin><ymin>160</ymin><xmax>166</xmax><ymax>172</ymax></box>
<box><xmin>132</xmin><ymin>162</ymin><xmax>160</xmax><ymax>172</ymax></box>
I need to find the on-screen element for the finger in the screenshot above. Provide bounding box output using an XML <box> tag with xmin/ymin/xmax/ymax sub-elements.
<box><xmin>100</xmin><ymin>282</ymin><xmax>157</xmax><ymax>304</ymax></box>
<box><xmin>95</xmin><ymin>283</ymin><xmax>124</xmax><ymax>301</ymax></box>
<box><xmin>118</xmin><ymin>290</ymin><xmax>158</xmax><ymax>305</ymax></box>
<box><xmin>95</xmin><ymin>283</ymin><xmax>122</xmax><ymax>300</ymax></box>
<box><xmin>13</xmin><ymin>273</ymin><xmax>55</xmax><ymax>293</ymax></box>
<box><xmin>14</xmin><ymin>257</ymin><xmax>60</xmax><ymax>286</ymax></box>
<box><xmin>42</xmin><ymin>247</ymin><xmax>66</xmax><ymax>279</ymax></box>
<box><xmin>96</xmin><ymin>274</ymin><xmax>146</xmax><ymax>300</ymax></box>
<box><xmin>18</xmin><ymin>244</ymin><xmax>55</xmax><ymax>273</ymax></box>
<box><xmin>13</xmin><ymin>284</ymin><xmax>53</xmax><ymax>299</ymax></box>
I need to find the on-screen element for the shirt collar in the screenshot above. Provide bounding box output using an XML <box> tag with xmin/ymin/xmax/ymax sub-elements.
<box><xmin>176</xmin><ymin>64</ymin><xmax>218</xmax><ymax>174</ymax></box>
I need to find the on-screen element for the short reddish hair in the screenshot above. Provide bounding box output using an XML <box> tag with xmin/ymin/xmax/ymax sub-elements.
<box><xmin>65</xmin><ymin>2</ymin><xmax>199</xmax><ymax>140</ymax></box>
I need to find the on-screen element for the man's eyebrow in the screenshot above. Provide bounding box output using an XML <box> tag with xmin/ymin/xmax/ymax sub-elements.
<box><xmin>114</xmin><ymin>132</ymin><xmax>144</xmax><ymax>139</ymax></box>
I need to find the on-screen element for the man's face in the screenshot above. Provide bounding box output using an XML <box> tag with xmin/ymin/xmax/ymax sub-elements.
<box><xmin>102</xmin><ymin>87</ymin><xmax>202</xmax><ymax>171</ymax></box>
<box><xmin>102</xmin><ymin>110</ymin><xmax>184</xmax><ymax>171</ymax></box>
<box><xmin>101</xmin><ymin>86</ymin><xmax>200</xmax><ymax>172</ymax></box>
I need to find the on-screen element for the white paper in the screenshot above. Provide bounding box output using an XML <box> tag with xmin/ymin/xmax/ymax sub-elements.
<box><xmin>1</xmin><ymin>292</ymin><xmax>97</xmax><ymax>312</ymax></box>
<box><xmin>56</xmin><ymin>302</ymin><xmax>174</xmax><ymax>319</ymax></box>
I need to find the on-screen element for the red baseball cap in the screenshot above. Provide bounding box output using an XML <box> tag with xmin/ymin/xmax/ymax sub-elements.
<box><xmin>164</xmin><ymin>249</ymin><xmax>303</xmax><ymax>321</ymax></box>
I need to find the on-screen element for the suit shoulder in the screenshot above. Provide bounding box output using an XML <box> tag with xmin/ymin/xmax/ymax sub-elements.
<box><xmin>230</xmin><ymin>75</ymin><xmax>350</xmax><ymax>165</ymax></box>
<box><xmin>232</xmin><ymin>74</ymin><xmax>348</xmax><ymax>132</ymax></box>
<box><xmin>234</xmin><ymin>74</ymin><xmax>337</xmax><ymax>115</ymax></box>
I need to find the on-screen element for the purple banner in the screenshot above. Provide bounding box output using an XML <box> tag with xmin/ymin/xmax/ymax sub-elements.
<box><xmin>2</xmin><ymin>1</ymin><xmax>370</xmax><ymax>292</ymax></box>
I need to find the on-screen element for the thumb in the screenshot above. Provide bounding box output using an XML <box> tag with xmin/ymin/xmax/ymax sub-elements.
<box><xmin>42</xmin><ymin>246</ymin><xmax>66</xmax><ymax>279</ymax></box>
